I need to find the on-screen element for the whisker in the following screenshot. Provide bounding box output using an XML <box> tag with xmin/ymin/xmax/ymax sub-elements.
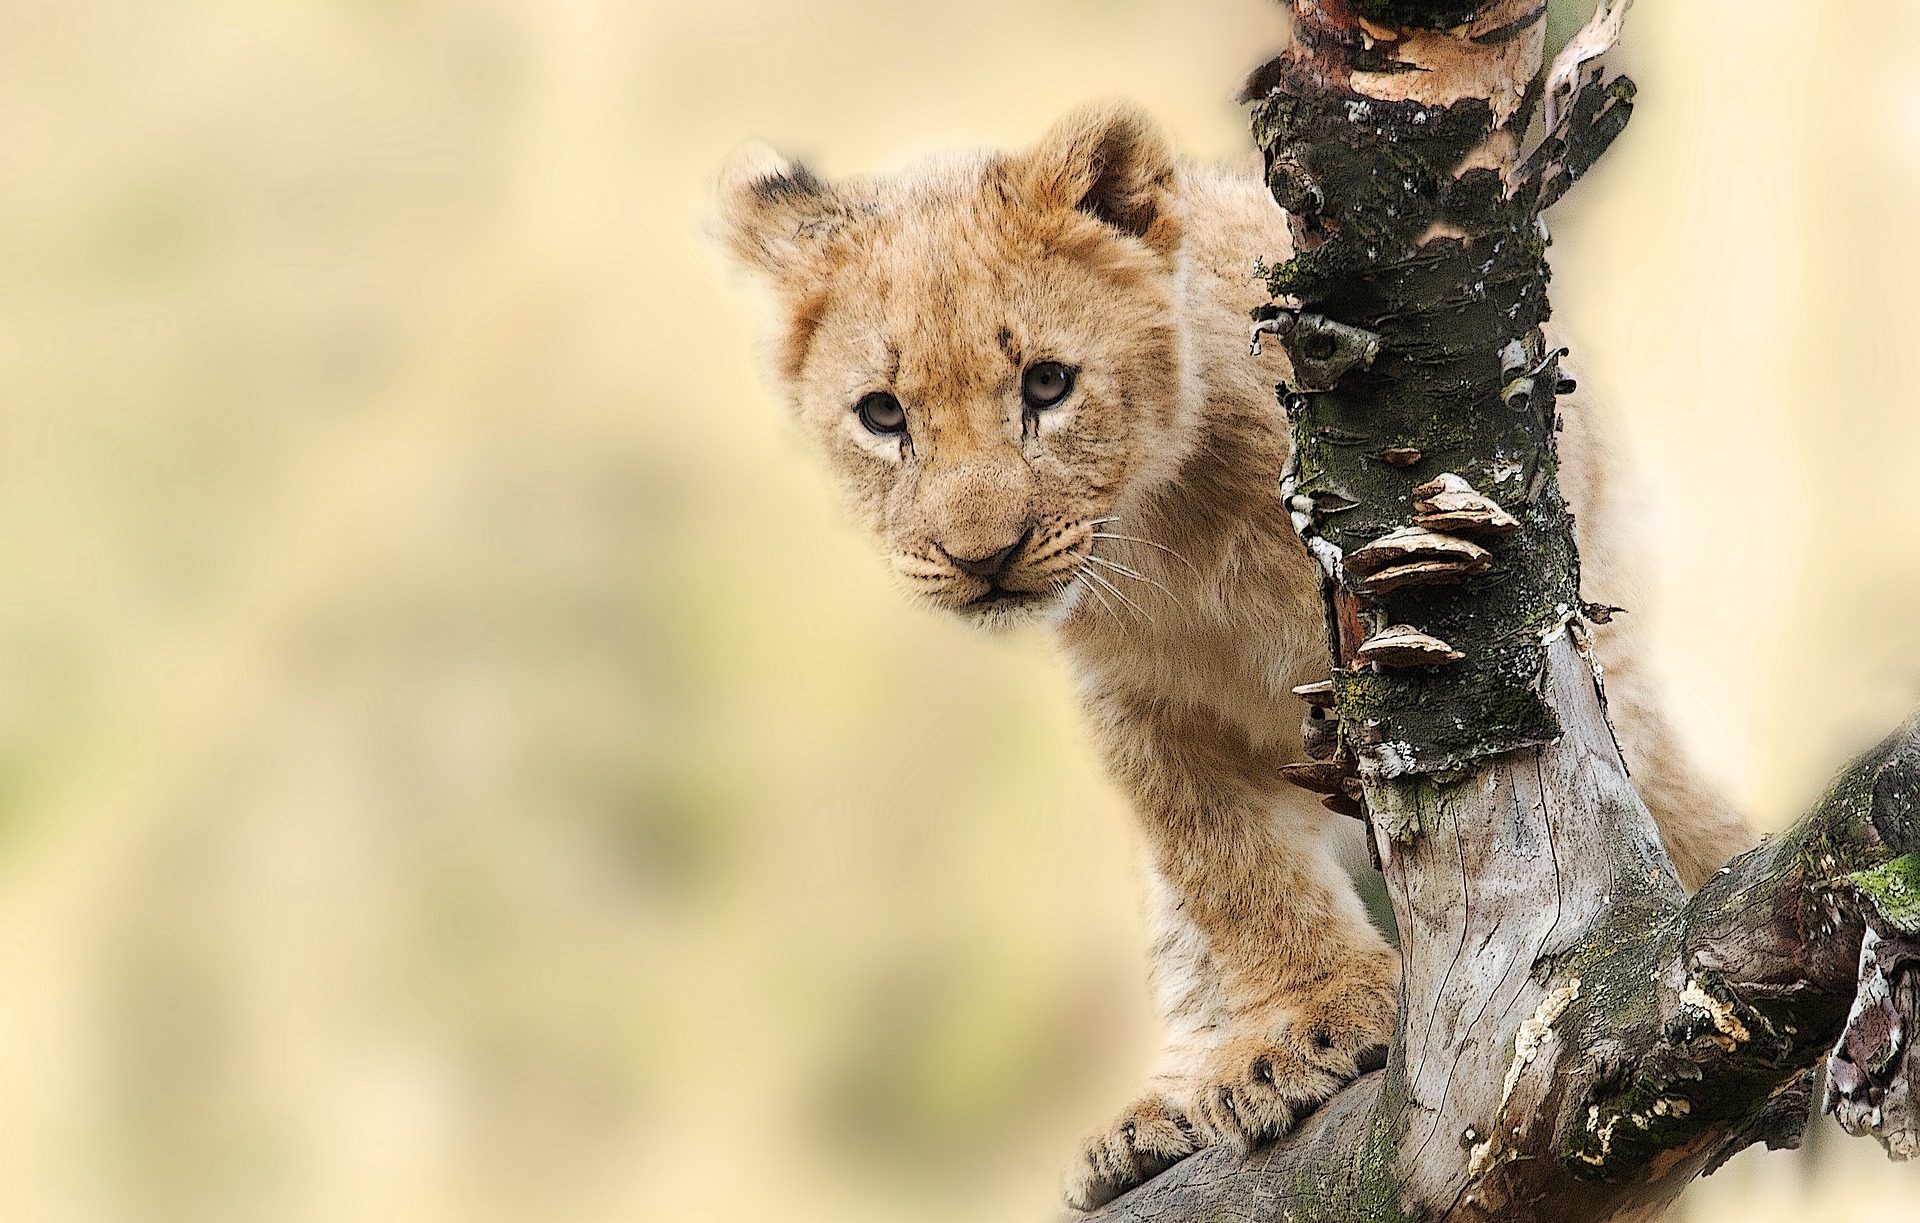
<box><xmin>1076</xmin><ymin>573</ymin><xmax>1124</xmax><ymax>628</ymax></box>
<box><xmin>1086</xmin><ymin>570</ymin><xmax>1147</xmax><ymax>623</ymax></box>
<box><xmin>1085</xmin><ymin>554</ymin><xmax>1188</xmax><ymax>611</ymax></box>
<box><xmin>1085</xmin><ymin>554</ymin><xmax>1149</xmax><ymax>582</ymax></box>
<box><xmin>1091</xmin><ymin>532</ymin><xmax>1200</xmax><ymax>574</ymax></box>
<box><xmin>1082</xmin><ymin>567</ymin><xmax>1150</xmax><ymax>624</ymax></box>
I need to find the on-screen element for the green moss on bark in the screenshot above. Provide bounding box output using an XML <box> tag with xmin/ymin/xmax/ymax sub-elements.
<box><xmin>1843</xmin><ymin>853</ymin><xmax>1920</xmax><ymax>934</ymax></box>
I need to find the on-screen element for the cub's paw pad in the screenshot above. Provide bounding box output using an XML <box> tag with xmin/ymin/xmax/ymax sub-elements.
<box><xmin>1191</xmin><ymin>1040</ymin><xmax>1345</xmax><ymax>1151</ymax></box>
<box><xmin>1062</xmin><ymin>1096</ymin><xmax>1199</xmax><ymax>1212</ymax></box>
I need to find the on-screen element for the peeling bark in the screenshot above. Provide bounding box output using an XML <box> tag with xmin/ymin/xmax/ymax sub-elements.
<box><xmin>1085</xmin><ymin>1</ymin><xmax>1920</xmax><ymax>1218</ymax></box>
<box><xmin>1824</xmin><ymin>871</ymin><xmax>1920</xmax><ymax>1159</ymax></box>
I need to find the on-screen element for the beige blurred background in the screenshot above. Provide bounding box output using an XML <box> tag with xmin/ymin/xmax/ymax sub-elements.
<box><xmin>0</xmin><ymin>0</ymin><xmax>1916</xmax><ymax>1220</ymax></box>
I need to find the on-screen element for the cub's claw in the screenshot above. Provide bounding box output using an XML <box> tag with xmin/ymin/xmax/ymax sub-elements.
<box><xmin>1188</xmin><ymin>972</ymin><xmax>1398</xmax><ymax>1152</ymax></box>
<box><xmin>1062</xmin><ymin>956</ymin><xmax>1401</xmax><ymax>1209</ymax></box>
<box><xmin>1191</xmin><ymin>1037</ymin><xmax>1346</xmax><ymax>1151</ymax></box>
<box><xmin>1062</xmin><ymin>1095</ymin><xmax>1199</xmax><ymax>1212</ymax></box>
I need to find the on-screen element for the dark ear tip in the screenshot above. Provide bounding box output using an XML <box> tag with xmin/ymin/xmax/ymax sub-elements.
<box><xmin>717</xmin><ymin>142</ymin><xmax>817</xmax><ymax>205</ymax></box>
<box><xmin>1079</xmin><ymin>100</ymin><xmax>1163</xmax><ymax>149</ymax></box>
<box><xmin>1036</xmin><ymin>103</ymin><xmax>1177</xmax><ymax>246</ymax></box>
<box><xmin>1084</xmin><ymin>102</ymin><xmax>1176</xmax><ymax>184</ymax></box>
<box><xmin>713</xmin><ymin>143</ymin><xmax>838</xmax><ymax>275</ymax></box>
<box><xmin>749</xmin><ymin>161</ymin><xmax>825</xmax><ymax>205</ymax></box>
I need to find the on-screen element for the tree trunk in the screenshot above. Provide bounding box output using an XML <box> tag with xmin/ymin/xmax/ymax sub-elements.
<box><xmin>1088</xmin><ymin>2</ymin><xmax>1920</xmax><ymax>1218</ymax></box>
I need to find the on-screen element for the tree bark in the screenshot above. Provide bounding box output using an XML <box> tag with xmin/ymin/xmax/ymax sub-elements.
<box><xmin>1088</xmin><ymin>2</ymin><xmax>1920</xmax><ymax>1218</ymax></box>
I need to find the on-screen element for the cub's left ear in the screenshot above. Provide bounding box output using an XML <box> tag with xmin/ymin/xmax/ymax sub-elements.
<box><xmin>1005</xmin><ymin>103</ymin><xmax>1181</xmax><ymax>256</ymax></box>
<box><xmin>713</xmin><ymin>142</ymin><xmax>842</xmax><ymax>283</ymax></box>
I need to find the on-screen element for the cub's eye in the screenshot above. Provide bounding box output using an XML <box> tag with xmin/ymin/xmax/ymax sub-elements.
<box><xmin>1022</xmin><ymin>361</ymin><xmax>1076</xmax><ymax>410</ymax></box>
<box><xmin>855</xmin><ymin>391</ymin><xmax>906</xmax><ymax>435</ymax></box>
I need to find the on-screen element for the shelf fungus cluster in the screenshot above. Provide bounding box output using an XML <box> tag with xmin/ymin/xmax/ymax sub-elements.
<box><xmin>1337</xmin><ymin>473</ymin><xmax>1519</xmax><ymax>666</ymax></box>
<box><xmin>1278</xmin><ymin>759</ymin><xmax>1366</xmax><ymax>819</ymax></box>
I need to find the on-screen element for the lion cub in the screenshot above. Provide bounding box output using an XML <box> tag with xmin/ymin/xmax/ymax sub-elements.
<box><xmin>717</xmin><ymin>103</ymin><xmax>1754</xmax><ymax>1210</ymax></box>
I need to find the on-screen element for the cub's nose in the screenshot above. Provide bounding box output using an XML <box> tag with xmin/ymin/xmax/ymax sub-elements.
<box><xmin>940</xmin><ymin>527</ymin><xmax>1031</xmax><ymax>579</ymax></box>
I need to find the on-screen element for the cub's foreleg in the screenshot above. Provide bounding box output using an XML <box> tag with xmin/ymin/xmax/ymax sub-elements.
<box><xmin>1063</xmin><ymin>696</ymin><xmax>1399</xmax><ymax>1211</ymax></box>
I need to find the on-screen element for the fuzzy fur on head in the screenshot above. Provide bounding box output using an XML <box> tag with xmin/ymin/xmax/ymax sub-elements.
<box><xmin>716</xmin><ymin>104</ymin><xmax>1194</xmax><ymax>628</ymax></box>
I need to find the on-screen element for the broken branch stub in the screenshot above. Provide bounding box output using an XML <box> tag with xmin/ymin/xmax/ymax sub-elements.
<box><xmin>1825</xmin><ymin>853</ymin><xmax>1920</xmax><ymax>1160</ymax></box>
<box><xmin>1825</xmin><ymin>925</ymin><xmax>1920</xmax><ymax>1159</ymax></box>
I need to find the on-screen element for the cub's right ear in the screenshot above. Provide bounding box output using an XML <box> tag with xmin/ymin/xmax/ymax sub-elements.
<box><xmin>1005</xmin><ymin>103</ymin><xmax>1181</xmax><ymax>258</ymax></box>
<box><xmin>713</xmin><ymin>143</ymin><xmax>841</xmax><ymax>282</ymax></box>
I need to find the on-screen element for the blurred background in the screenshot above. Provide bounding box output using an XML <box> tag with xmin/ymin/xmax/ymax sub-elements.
<box><xmin>0</xmin><ymin>0</ymin><xmax>1916</xmax><ymax>1219</ymax></box>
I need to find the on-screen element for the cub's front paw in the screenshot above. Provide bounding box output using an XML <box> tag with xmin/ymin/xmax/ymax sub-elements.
<box><xmin>1189</xmin><ymin>1035</ymin><xmax>1352</xmax><ymax>1151</ymax></box>
<box><xmin>1062</xmin><ymin>1094</ymin><xmax>1199</xmax><ymax>1212</ymax></box>
<box><xmin>1192</xmin><ymin>970</ymin><xmax>1398</xmax><ymax>1151</ymax></box>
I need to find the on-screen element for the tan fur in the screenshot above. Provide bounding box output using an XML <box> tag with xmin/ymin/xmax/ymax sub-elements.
<box><xmin>716</xmin><ymin>103</ymin><xmax>1756</xmax><ymax>1211</ymax></box>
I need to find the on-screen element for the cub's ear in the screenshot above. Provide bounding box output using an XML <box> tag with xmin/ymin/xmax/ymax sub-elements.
<box><xmin>713</xmin><ymin>143</ymin><xmax>841</xmax><ymax>281</ymax></box>
<box><xmin>1005</xmin><ymin>103</ymin><xmax>1181</xmax><ymax>256</ymax></box>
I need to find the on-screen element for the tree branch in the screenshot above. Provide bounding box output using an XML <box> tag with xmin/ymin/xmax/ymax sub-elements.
<box><xmin>1091</xmin><ymin>710</ymin><xmax>1920</xmax><ymax>1221</ymax></box>
<box><xmin>1086</xmin><ymin>1</ymin><xmax>1920</xmax><ymax>1217</ymax></box>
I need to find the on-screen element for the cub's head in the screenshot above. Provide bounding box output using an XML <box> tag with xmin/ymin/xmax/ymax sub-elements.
<box><xmin>716</xmin><ymin>104</ymin><xmax>1192</xmax><ymax>628</ymax></box>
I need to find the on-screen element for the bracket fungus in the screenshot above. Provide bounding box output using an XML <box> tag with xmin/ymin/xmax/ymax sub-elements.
<box><xmin>1279</xmin><ymin>760</ymin><xmax>1360</xmax><ymax>795</ymax></box>
<box><xmin>1291</xmin><ymin>679</ymin><xmax>1336</xmax><ymax>706</ymax></box>
<box><xmin>1412</xmin><ymin>473</ymin><xmax>1520</xmax><ymax>537</ymax></box>
<box><xmin>1322</xmin><ymin>792</ymin><xmax>1366</xmax><ymax>819</ymax></box>
<box><xmin>1355</xmin><ymin>624</ymin><xmax>1466</xmax><ymax>668</ymax></box>
<box><xmin>1345</xmin><ymin>526</ymin><xmax>1492</xmax><ymax>593</ymax></box>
